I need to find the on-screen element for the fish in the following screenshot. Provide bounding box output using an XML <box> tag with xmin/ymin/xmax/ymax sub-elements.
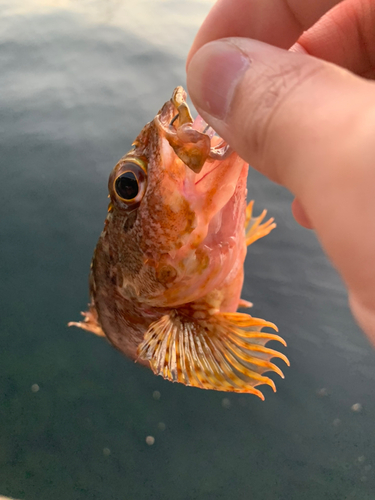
<box><xmin>69</xmin><ymin>86</ymin><xmax>289</xmax><ymax>399</ymax></box>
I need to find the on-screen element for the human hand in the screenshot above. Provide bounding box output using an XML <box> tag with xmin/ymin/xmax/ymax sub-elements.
<box><xmin>186</xmin><ymin>0</ymin><xmax>375</xmax><ymax>343</ymax></box>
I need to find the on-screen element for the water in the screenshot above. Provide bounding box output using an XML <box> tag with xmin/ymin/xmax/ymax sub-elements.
<box><xmin>1</xmin><ymin>1</ymin><xmax>375</xmax><ymax>499</ymax></box>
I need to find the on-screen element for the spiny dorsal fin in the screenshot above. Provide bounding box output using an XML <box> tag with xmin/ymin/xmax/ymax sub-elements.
<box><xmin>137</xmin><ymin>310</ymin><xmax>289</xmax><ymax>399</ymax></box>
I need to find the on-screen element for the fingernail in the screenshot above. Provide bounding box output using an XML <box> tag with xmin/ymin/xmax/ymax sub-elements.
<box><xmin>187</xmin><ymin>40</ymin><xmax>249</xmax><ymax>120</ymax></box>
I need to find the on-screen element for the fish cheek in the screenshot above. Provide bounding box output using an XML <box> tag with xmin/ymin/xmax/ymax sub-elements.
<box><xmin>123</xmin><ymin>209</ymin><xmax>138</xmax><ymax>233</ymax></box>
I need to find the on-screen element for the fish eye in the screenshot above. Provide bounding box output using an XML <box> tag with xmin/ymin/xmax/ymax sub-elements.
<box><xmin>113</xmin><ymin>161</ymin><xmax>147</xmax><ymax>207</ymax></box>
<box><xmin>115</xmin><ymin>171</ymin><xmax>138</xmax><ymax>200</ymax></box>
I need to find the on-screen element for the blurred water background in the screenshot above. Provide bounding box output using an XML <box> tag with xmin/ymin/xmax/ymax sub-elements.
<box><xmin>1</xmin><ymin>1</ymin><xmax>375</xmax><ymax>499</ymax></box>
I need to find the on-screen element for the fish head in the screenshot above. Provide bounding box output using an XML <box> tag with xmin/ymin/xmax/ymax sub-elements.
<box><xmin>105</xmin><ymin>87</ymin><xmax>248</xmax><ymax>308</ymax></box>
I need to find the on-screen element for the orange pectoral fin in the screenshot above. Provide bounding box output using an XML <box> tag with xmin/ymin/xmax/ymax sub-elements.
<box><xmin>238</xmin><ymin>299</ymin><xmax>253</xmax><ymax>309</ymax></box>
<box><xmin>137</xmin><ymin>310</ymin><xmax>289</xmax><ymax>399</ymax></box>
<box><xmin>68</xmin><ymin>304</ymin><xmax>105</xmax><ymax>337</ymax></box>
<box><xmin>245</xmin><ymin>200</ymin><xmax>276</xmax><ymax>246</ymax></box>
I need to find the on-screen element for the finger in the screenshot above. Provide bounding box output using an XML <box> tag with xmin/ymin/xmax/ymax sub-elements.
<box><xmin>350</xmin><ymin>295</ymin><xmax>375</xmax><ymax>346</ymax></box>
<box><xmin>291</xmin><ymin>199</ymin><xmax>314</xmax><ymax>229</ymax></box>
<box><xmin>187</xmin><ymin>39</ymin><xmax>375</xmax><ymax>339</ymax></box>
<box><xmin>187</xmin><ymin>0</ymin><xmax>341</xmax><ymax>67</ymax></box>
<box><xmin>295</xmin><ymin>0</ymin><xmax>375</xmax><ymax>78</ymax></box>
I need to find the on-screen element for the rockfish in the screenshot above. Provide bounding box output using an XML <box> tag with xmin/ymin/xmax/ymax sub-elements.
<box><xmin>69</xmin><ymin>87</ymin><xmax>289</xmax><ymax>399</ymax></box>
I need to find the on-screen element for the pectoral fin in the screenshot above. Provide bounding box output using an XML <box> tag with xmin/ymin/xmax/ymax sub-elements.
<box><xmin>137</xmin><ymin>310</ymin><xmax>289</xmax><ymax>399</ymax></box>
<box><xmin>238</xmin><ymin>299</ymin><xmax>253</xmax><ymax>309</ymax></box>
<box><xmin>68</xmin><ymin>303</ymin><xmax>105</xmax><ymax>337</ymax></box>
<box><xmin>245</xmin><ymin>201</ymin><xmax>276</xmax><ymax>246</ymax></box>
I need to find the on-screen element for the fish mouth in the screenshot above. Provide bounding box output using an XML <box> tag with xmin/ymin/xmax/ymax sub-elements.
<box><xmin>194</xmin><ymin>161</ymin><xmax>221</xmax><ymax>186</ymax></box>
<box><xmin>191</xmin><ymin>116</ymin><xmax>231</xmax><ymax>185</ymax></box>
<box><xmin>189</xmin><ymin>120</ymin><xmax>246</xmax><ymax>211</ymax></box>
<box><xmin>159</xmin><ymin>130</ymin><xmax>248</xmax><ymax>307</ymax></box>
<box><xmin>177</xmin><ymin>118</ymin><xmax>248</xmax><ymax>259</ymax></box>
<box><xmin>156</xmin><ymin>102</ymin><xmax>244</xmax><ymax>214</ymax></box>
<box><xmin>146</xmin><ymin>89</ymin><xmax>249</xmax><ymax>307</ymax></box>
<box><xmin>156</xmin><ymin>87</ymin><xmax>248</xmax><ymax>253</ymax></box>
<box><xmin>183</xmin><ymin>116</ymin><xmax>249</xmax><ymax>277</ymax></box>
<box><xmin>156</xmin><ymin>87</ymin><xmax>232</xmax><ymax>175</ymax></box>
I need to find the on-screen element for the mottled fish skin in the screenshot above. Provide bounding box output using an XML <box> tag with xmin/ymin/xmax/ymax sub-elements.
<box><xmin>69</xmin><ymin>87</ymin><xmax>288</xmax><ymax>398</ymax></box>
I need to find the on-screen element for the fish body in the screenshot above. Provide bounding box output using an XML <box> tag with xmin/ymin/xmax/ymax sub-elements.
<box><xmin>70</xmin><ymin>87</ymin><xmax>288</xmax><ymax>398</ymax></box>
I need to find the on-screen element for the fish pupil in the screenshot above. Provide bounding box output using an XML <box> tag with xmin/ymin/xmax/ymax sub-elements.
<box><xmin>115</xmin><ymin>172</ymin><xmax>138</xmax><ymax>200</ymax></box>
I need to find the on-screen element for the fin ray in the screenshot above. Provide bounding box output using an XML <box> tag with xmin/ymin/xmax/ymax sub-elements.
<box><xmin>245</xmin><ymin>200</ymin><xmax>276</xmax><ymax>246</ymax></box>
<box><xmin>216</xmin><ymin>342</ymin><xmax>277</xmax><ymax>391</ymax></box>
<box><xmin>137</xmin><ymin>310</ymin><xmax>289</xmax><ymax>398</ymax></box>
<box><xmin>223</xmin><ymin>339</ymin><xmax>286</xmax><ymax>378</ymax></box>
<box><xmin>68</xmin><ymin>305</ymin><xmax>105</xmax><ymax>337</ymax></box>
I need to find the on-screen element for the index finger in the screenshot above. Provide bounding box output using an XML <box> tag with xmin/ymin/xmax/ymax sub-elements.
<box><xmin>187</xmin><ymin>0</ymin><xmax>342</xmax><ymax>67</ymax></box>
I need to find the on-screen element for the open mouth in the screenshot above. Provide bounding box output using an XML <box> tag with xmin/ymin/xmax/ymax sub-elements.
<box><xmin>194</xmin><ymin>161</ymin><xmax>222</xmax><ymax>186</ymax></box>
<box><xmin>156</xmin><ymin>86</ymin><xmax>233</xmax><ymax>176</ymax></box>
<box><xmin>156</xmin><ymin>87</ymin><xmax>246</xmax><ymax>226</ymax></box>
<box><xmin>191</xmin><ymin>115</ymin><xmax>234</xmax><ymax>185</ymax></box>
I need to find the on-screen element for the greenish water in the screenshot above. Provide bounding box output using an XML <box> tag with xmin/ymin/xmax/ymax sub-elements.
<box><xmin>1</xmin><ymin>1</ymin><xmax>375</xmax><ymax>499</ymax></box>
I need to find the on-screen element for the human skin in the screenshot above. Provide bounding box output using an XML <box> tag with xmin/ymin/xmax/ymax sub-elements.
<box><xmin>186</xmin><ymin>0</ymin><xmax>375</xmax><ymax>344</ymax></box>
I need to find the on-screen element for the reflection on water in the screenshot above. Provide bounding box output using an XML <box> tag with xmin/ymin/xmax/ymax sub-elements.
<box><xmin>1</xmin><ymin>1</ymin><xmax>375</xmax><ymax>499</ymax></box>
<box><xmin>2</xmin><ymin>0</ymin><xmax>215</xmax><ymax>55</ymax></box>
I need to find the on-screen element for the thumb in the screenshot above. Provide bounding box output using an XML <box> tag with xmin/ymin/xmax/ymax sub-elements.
<box><xmin>186</xmin><ymin>38</ymin><xmax>373</xmax><ymax>190</ymax></box>
<box><xmin>187</xmin><ymin>38</ymin><xmax>375</xmax><ymax>341</ymax></box>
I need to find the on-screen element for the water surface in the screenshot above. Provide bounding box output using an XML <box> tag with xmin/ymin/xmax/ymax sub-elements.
<box><xmin>1</xmin><ymin>1</ymin><xmax>375</xmax><ymax>499</ymax></box>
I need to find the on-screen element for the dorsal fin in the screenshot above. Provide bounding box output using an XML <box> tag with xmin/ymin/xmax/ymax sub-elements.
<box><xmin>137</xmin><ymin>310</ymin><xmax>289</xmax><ymax>399</ymax></box>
